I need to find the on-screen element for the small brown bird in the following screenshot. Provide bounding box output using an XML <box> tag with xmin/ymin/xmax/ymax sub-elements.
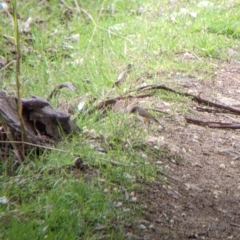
<box><xmin>130</xmin><ymin>106</ymin><xmax>165</xmax><ymax>130</ymax></box>
<box><xmin>130</xmin><ymin>106</ymin><xmax>159</xmax><ymax>123</ymax></box>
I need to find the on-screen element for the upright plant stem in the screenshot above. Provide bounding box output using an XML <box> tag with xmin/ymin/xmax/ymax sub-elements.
<box><xmin>12</xmin><ymin>0</ymin><xmax>27</xmax><ymax>152</ymax></box>
<box><xmin>12</xmin><ymin>0</ymin><xmax>20</xmax><ymax>100</ymax></box>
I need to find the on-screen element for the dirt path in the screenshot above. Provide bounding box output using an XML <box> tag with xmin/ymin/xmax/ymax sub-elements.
<box><xmin>131</xmin><ymin>60</ymin><xmax>240</xmax><ymax>239</ymax></box>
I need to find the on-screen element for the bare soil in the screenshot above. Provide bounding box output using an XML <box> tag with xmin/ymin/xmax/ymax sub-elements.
<box><xmin>130</xmin><ymin>60</ymin><xmax>240</xmax><ymax>240</ymax></box>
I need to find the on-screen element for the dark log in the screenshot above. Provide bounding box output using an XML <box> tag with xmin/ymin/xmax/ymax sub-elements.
<box><xmin>0</xmin><ymin>90</ymin><xmax>78</xmax><ymax>163</ymax></box>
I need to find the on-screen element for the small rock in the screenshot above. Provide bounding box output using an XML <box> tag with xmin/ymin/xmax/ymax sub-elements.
<box><xmin>138</xmin><ymin>224</ymin><xmax>146</xmax><ymax>230</ymax></box>
<box><xmin>0</xmin><ymin>196</ymin><xmax>8</xmax><ymax>204</ymax></box>
<box><xmin>169</xmin><ymin>219</ymin><xmax>174</xmax><ymax>224</ymax></box>
<box><xmin>136</xmin><ymin>5</ymin><xmax>144</xmax><ymax>15</ymax></box>
<box><xmin>219</xmin><ymin>164</ymin><xmax>225</xmax><ymax>169</ymax></box>
<box><xmin>185</xmin><ymin>183</ymin><xmax>203</xmax><ymax>192</ymax></box>
<box><xmin>212</xmin><ymin>190</ymin><xmax>222</xmax><ymax>199</ymax></box>
<box><xmin>98</xmin><ymin>178</ymin><xmax>106</xmax><ymax>183</ymax></box>
<box><xmin>126</xmin><ymin>233</ymin><xmax>145</xmax><ymax>240</ymax></box>
<box><xmin>170</xmin><ymin>159</ymin><xmax>176</xmax><ymax>164</ymax></box>
<box><xmin>114</xmin><ymin>202</ymin><xmax>123</xmax><ymax>208</ymax></box>
<box><xmin>138</xmin><ymin>220</ymin><xmax>150</xmax><ymax>225</ymax></box>
<box><xmin>94</xmin><ymin>224</ymin><xmax>105</xmax><ymax>231</ymax></box>
<box><xmin>192</xmin><ymin>162</ymin><xmax>203</xmax><ymax>168</ymax></box>
<box><xmin>155</xmin><ymin>219</ymin><xmax>164</xmax><ymax>223</ymax></box>
<box><xmin>124</xmin><ymin>173</ymin><xmax>134</xmax><ymax>179</ymax></box>
<box><xmin>129</xmin><ymin>191</ymin><xmax>135</xmax><ymax>197</ymax></box>
<box><xmin>0</xmin><ymin>2</ymin><xmax>8</xmax><ymax>10</ymax></box>
<box><xmin>122</xmin><ymin>208</ymin><xmax>131</xmax><ymax>213</ymax></box>
<box><xmin>130</xmin><ymin>197</ymin><xmax>137</xmax><ymax>203</ymax></box>
<box><xmin>149</xmin><ymin>224</ymin><xmax>155</xmax><ymax>230</ymax></box>
<box><xmin>103</xmin><ymin>188</ymin><xmax>109</xmax><ymax>193</ymax></box>
<box><xmin>181</xmin><ymin>212</ymin><xmax>186</xmax><ymax>218</ymax></box>
<box><xmin>209</xmin><ymin>225</ymin><xmax>226</xmax><ymax>232</ymax></box>
<box><xmin>141</xmin><ymin>204</ymin><xmax>148</xmax><ymax>210</ymax></box>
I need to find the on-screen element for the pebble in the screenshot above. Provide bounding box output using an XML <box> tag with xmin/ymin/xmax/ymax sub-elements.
<box><xmin>130</xmin><ymin>197</ymin><xmax>137</xmax><ymax>203</ymax></box>
<box><xmin>122</xmin><ymin>208</ymin><xmax>131</xmax><ymax>213</ymax></box>
<box><xmin>94</xmin><ymin>224</ymin><xmax>105</xmax><ymax>231</ymax></box>
<box><xmin>103</xmin><ymin>188</ymin><xmax>109</xmax><ymax>193</ymax></box>
<box><xmin>181</xmin><ymin>212</ymin><xmax>186</xmax><ymax>218</ymax></box>
<box><xmin>114</xmin><ymin>202</ymin><xmax>123</xmax><ymax>208</ymax></box>
<box><xmin>138</xmin><ymin>224</ymin><xmax>146</xmax><ymax>230</ymax></box>
<box><xmin>138</xmin><ymin>220</ymin><xmax>149</xmax><ymax>225</ymax></box>
<box><xmin>129</xmin><ymin>191</ymin><xmax>135</xmax><ymax>197</ymax></box>
<box><xmin>219</xmin><ymin>163</ymin><xmax>225</xmax><ymax>169</ymax></box>
<box><xmin>149</xmin><ymin>224</ymin><xmax>155</xmax><ymax>230</ymax></box>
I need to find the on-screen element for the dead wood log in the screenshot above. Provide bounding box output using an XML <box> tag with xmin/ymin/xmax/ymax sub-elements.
<box><xmin>0</xmin><ymin>90</ymin><xmax>77</xmax><ymax>163</ymax></box>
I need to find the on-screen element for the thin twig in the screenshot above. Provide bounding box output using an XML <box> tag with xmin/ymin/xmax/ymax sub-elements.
<box><xmin>0</xmin><ymin>140</ymin><xmax>74</xmax><ymax>153</ymax></box>
<box><xmin>223</xmin><ymin>114</ymin><xmax>240</xmax><ymax>123</ymax></box>
<box><xmin>104</xmin><ymin>159</ymin><xmax>129</xmax><ymax>167</ymax></box>
<box><xmin>47</xmin><ymin>82</ymin><xmax>77</xmax><ymax>101</ymax></box>
<box><xmin>185</xmin><ymin>117</ymin><xmax>240</xmax><ymax>129</ymax></box>
<box><xmin>230</xmin><ymin>223</ymin><xmax>240</xmax><ymax>228</ymax></box>
<box><xmin>0</xmin><ymin>60</ymin><xmax>16</xmax><ymax>72</ymax></box>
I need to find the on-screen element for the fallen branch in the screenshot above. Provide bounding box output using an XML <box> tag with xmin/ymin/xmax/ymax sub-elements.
<box><xmin>135</xmin><ymin>84</ymin><xmax>240</xmax><ymax>115</ymax></box>
<box><xmin>87</xmin><ymin>83</ymin><xmax>240</xmax><ymax>131</ymax></box>
<box><xmin>185</xmin><ymin>117</ymin><xmax>240</xmax><ymax>129</ymax></box>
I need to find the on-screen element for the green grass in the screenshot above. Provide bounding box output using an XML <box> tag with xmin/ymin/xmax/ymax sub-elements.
<box><xmin>0</xmin><ymin>0</ymin><xmax>240</xmax><ymax>239</ymax></box>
